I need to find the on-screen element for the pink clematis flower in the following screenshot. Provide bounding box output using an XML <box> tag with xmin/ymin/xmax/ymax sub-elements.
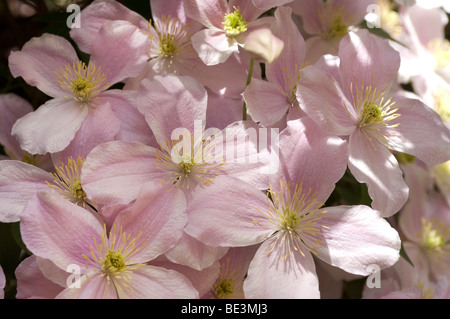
<box><xmin>8</xmin><ymin>33</ymin><xmax>145</xmax><ymax>155</ymax></box>
<box><xmin>186</xmin><ymin>118</ymin><xmax>401</xmax><ymax>298</ymax></box>
<box><xmin>398</xmin><ymin>163</ymin><xmax>450</xmax><ymax>281</ymax></box>
<box><xmin>289</xmin><ymin>0</ymin><xmax>377</xmax><ymax>63</ymax></box>
<box><xmin>242</xmin><ymin>6</ymin><xmax>306</xmax><ymax>128</ymax></box>
<box><xmin>183</xmin><ymin>0</ymin><xmax>274</xmax><ymax>65</ymax></box>
<box><xmin>297</xmin><ymin>29</ymin><xmax>450</xmax><ymax>217</ymax></box>
<box><xmin>19</xmin><ymin>184</ymin><xmax>198</xmax><ymax>299</ymax></box>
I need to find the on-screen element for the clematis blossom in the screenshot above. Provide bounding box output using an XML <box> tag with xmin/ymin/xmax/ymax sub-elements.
<box><xmin>8</xmin><ymin>33</ymin><xmax>145</xmax><ymax>155</ymax></box>
<box><xmin>186</xmin><ymin>118</ymin><xmax>401</xmax><ymax>298</ymax></box>
<box><xmin>297</xmin><ymin>29</ymin><xmax>450</xmax><ymax>217</ymax></box>
<box><xmin>183</xmin><ymin>0</ymin><xmax>274</xmax><ymax>65</ymax></box>
<box><xmin>243</xmin><ymin>6</ymin><xmax>306</xmax><ymax>128</ymax></box>
<box><xmin>19</xmin><ymin>184</ymin><xmax>198</xmax><ymax>299</ymax></box>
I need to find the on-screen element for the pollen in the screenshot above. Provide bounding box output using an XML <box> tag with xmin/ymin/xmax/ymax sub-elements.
<box><xmin>223</xmin><ymin>7</ymin><xmax>247</xmax><ymax>37</ymax></box>
<box><xmin>147</xmin><ymin>16</ymin><xmax>195</xmax><ymax>71</ymax></box>
<box><xmin>254</xmin><ymin>181</ymin><xmax>326</xmax><ymax>260</ymax></box>
<box><xmin>57</xmin><ymin>61</ymin><xmax>108</xmax><ymax>105</ymax></box>
<box><xmin>420</xmin><ymin>217</ymin><xmax>447</xmax><ymax>252</ymax></box>
<box><xmin>46</xmin><ymin>156</ymin><xmax>92</xmax><ymax>209</ymax></box>
<box><xmin>429</xmin><ymin>38</ymin><xmax>450</xmax><ymax>71</ymax></box>
<box><xmin>434</xmin><ymin>87</ymin><xmax>450</xmax><ymax>123</ymax></box>
<box><xmin>211</xmin><ymin>257</ymin><xmax>244</xmax><ymax>299</ymax></box>
<box><xmin>82</xmin><ymin>225</ymin><xmax>146</xmax><ymax>295</ymax></box>
<box><xmin>154</xmin><ymin>137</ymin><xmax>224</xmax><ymax>190</ymax></box>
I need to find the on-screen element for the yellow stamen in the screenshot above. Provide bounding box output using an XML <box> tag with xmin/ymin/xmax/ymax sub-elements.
<box><xmin>57</xmin><ymin>61</ymin><xmax>108</xmax><ymax>105</ymax></box>
<box><xmin>223</xmin><ymin>7</ymin><xmax>247</xmax><ymax>37</ymax></box>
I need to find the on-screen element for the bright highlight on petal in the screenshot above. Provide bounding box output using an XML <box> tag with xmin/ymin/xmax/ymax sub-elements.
<box><xmin>57</xmin><ymin>61</ymin><xmax>109</xmax><ymax>105</ymax></box>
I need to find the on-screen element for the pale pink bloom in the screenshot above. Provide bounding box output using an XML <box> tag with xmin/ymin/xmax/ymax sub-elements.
<box><xmin>0</xmin><ymin>149</ymin><xmax>99</xmax><ymax>223</ymax></box>
<box><xmin>297</xmin><ymin>29</ymin><xmax>450</xmax><ymax>217</ymax></box>
<box><xmin>252</xmin><ymin>0</ymin><xmax>294</xmax><ymax>11</ymax></box>
<box><xmin>15</xmin><ymin>255</ymin><xmax>65</xmax><ymax>299</ymax></box>
<box><xmin>288</xmin><ymin>0</ymin><xmax>377</xmax><ymax>63</ymax></box>
<box><xmin>413</xmin><ymin>0</ymin><xmax>450</xmax><ymax>12</ymax></box>
<box><xmin>241</xmin><ymin>27</ymin><xmax>284</xmax><ymax>64</ymax></box>
<box><xmin>184</xmin><ymin>0</ymin><xmax>273</xmax><ymax>65</ymax></box>
<box><xmin>242</xmin><ymin>6</ymin><xmax>306</xmax><ymax>127</ymax></box>
<box><xmin>0</xmin><ymin>93</ymin><xmax>52</xmax><ymax>170</ymax></box>
<box><xmin>8</xmin><ymin>33</ymin><xmax>143</xmax><ymax>154</ymax></box>
<box><xmin>20</xmin><ymin>184</ymin><xmax>198</xmax><ymax>299</ymax></box>
<box><xmin>0</xmin><ymin>265</ymin><xmax>5</xmax><ymax>299</ymax></box>
<box><xmin>186</xmin><ymin>118</ymin><xmax>401</xmax><ymax>298</ymax></box>
<box><xmin>398</xmin><ymin>163</ymin><xmax>450</xmax><ymax>281</ymax></box>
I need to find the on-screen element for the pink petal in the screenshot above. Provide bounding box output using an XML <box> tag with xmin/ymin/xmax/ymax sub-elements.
<box><xmin>243</xmin><ymin>78</ymin><xmax>291</xmax><ymax>127</ymax></box>
<box><xmin>50</xmin><ymin>101</ymin><xmax>120</xmax><ymax>168</ymax></box>
<box><xmin>81</xmin><ymin>140</ymin><xmax>164</xmax><ymax>205</ymax></box>
<box><xmin>117</xmin><ymin>265</ymin><xmax>199</xmax><ymax>299</ymax></box>
<box><xmin>8</xmin><ymin>33</ymin><xmax>78</xmax><ymax>97</ymax></box>
<box><xmin>0</xmin><ymin>93</ymin><xmax>33</xmax><ymax>158</ymax></box>
<box><xmin>113</xmin><ymin>183</ymin><xmax>188</xmax><ymax>263</ymax></box>
<box><xmin>387</xmin><ymin>97</ymin><xmax>450</xmax><ymax>165</ymax></box>
<box><xmin>338</xmin><ymin>29</ymin><xmax>400</xmax><ymax>92</ymax></box>
<box><xmin>20</xmin><ymin>191</ymin><xmax>104</xmax><ymax>271</ymax></box>
<box><xmin>191</xmin><ymin>29</ymin><xmax>238</xmax><ymax>66</ymax></box>
<box><xmin>15</xmin><ymin>256</ymin><xmax>63</xmax><ymax>299</ymax></box>
<box><xmin>138</xmin><ymin>74</ymin><xmax>207</xmax><ymax>146</ymax></box>
<box><xmin>89</xmin><ymin>20</ymin><xmax>150</xmax><ymax>85</ymax></box>
<box><xmin>11</xmin><ymin>97</ymin><xmax>89</xmax><ymax>155</ymax></box>
<box><xmin>0</xmin><ymin>160</ymin><xmax>52</xmax><ymax>223</ymax></box>
<box><xmin>312</xmin><ymin>205</ymin><xmax>401</xmax><ymax>275</ymax></box>
<box><xmin>265</xmin><ymin>6</ymin><xmax>305</xmax><ymax>86</ymax></box>
<box><xmin>185</xmin><ymin>175</ymin><xmax>272</xmax><ymax>247</ymax></box>
<box><xmin>252</xmin><ymin>0</ymin><xmax>294</xmax><ymax>11</ymax></box>
<box><xmin>164</xmin><ymin>232</ymin><xmax>228</xmax><ymax>271</ymax></box>
<box><xmin>183</xmin><ymin>0</ymin><xmax>228</xmax><ymax>29</ymax></box>
<box><xmin>205</xmin><ymin>89</ymin><xmax>242</xmax><ymax>130</ymax></box>
<box><xmin>348</xmin><ymin>128</ymin><xmax>409</xmax><ymax>217</ymax></box>
<box><xmin>99</xmin><ymin>90</ymin><xmax>156</xmax><ymax>146</ymax></box>
<box><xmin>69</xmin><ymin>0</ymin><xmax>147</xmax><ymax>53</ymax></box>
<box><xmin>244</xmin><ymin>238</ymin><xmax>320</xmax><ymax>298</ymax></box>
<box><xmin>56</xmin><ymin>272</ymin><xmax>117</xmax><ymax>299</ymax></box>
<box><xmin>297</xmin><ymin>65</ymin><xmax>357</xmax><ymax>136</ymax></box>
<box><xmin>276</xmin><ymin>117</ymin><xmax>348</xmax><ymax>203</ymax></box>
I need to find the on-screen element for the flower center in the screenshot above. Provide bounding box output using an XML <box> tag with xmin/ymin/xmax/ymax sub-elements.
<box><xmin>103</xmin><ymin>250</ymin><xmax>126</xmax><ymax>275</ymax></box>
<box><xmin>429</xmin><ymin>38</ymin><xmax>450</xmax><ymax>72</ymax></box>
<box><xmin>327</xmin><ymin>15</ymin><xmax>348</xmax><ymax>39</ymax></box>
<box><xmin>377</xmin><ymin>0</ymin><xmax>403</xmax><ymax>39</ymax></box>
<box><xmin>154</xmin><ymin>137</ymin><xmax>224</xmax><ymax>190</ymax></box>
<box><xmin>214</xmin><ymin>278</ymin><xmax>234</xmax><ymax>299</ymax></box>
<box><xmin>253</xmin><ymin>181</ymin><xmax>326</xmax><ymax>259</ymax></box>
<box><xmin>147</xmin><ymin>16</ymin><xmax>195</xmax><ymax>71</ymax></box>
<box><xmin>82</xmin><ymin>225</ymin><xmax>146</xmax><ymax>294</ymax></box>
<box><xmin>348</xmin><ymin>81</ymin><xmax>400</xmax><ymax>134</ymax></box>
<box><xmin>421</xmin><ymin>217</ymin><xmax>447</xmax><ymax>252</ymax></box>
<box><xmin>57</xmin><ymin>61</ymin><xmax>108</xmax><ymax>105</ymax></box>
<box><xmin>223</xmin><ymin>7</ymin><xmax>247</xmax><ymax>37</ymax></box>
<box><xmin>282</xmin><ymin>66</ymin><xmax>302</xmax><ymax>106</ymax></box>
<box><xmin>46</xmin><ymin>156</ymin><xmax>93</xmax><ymax>209</ymax></box>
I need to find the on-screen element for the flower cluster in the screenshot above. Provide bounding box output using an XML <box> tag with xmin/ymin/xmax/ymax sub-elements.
<box><xmin>0</xmin><ymin>0</ymin><xmax>449</xmax><ymax>299</ymax></box>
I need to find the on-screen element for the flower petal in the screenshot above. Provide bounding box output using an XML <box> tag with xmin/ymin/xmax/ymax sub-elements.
<box><xmin>8</xmin><ymin>34</ymin><xmax>78</xmax><ymax>97</ymax></box>
<box><xmin>243</xmin><ymin>238</ymin><xmax>320</xmax><ymax>298</ymax></box>
<box><xmin>11</xmin><ymin>98</ymin><xmax>89</xmax><ymax>155</ymax></box>
<box><xmin>348</xmin><ymin>128</ymin><xmax>409</xmax><ymax>217</ymax></box>
<box><xmin>311</xmin><ymin>205</ymin><xmax>401</xmax><ymax>276</ymax></box>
